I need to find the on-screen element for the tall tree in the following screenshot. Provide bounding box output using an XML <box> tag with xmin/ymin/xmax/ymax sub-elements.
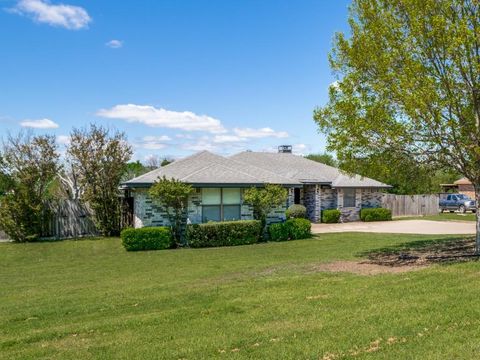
<box><xmin>305</xmin><ymin>153</ymin><xmax>338</xmax><ymax>167</ymax></box>
<box><xmin>314</xmin><ymin>0</ymin><xmax>480</xmax><ymax>251</ymax></box>
<box><xmin>149</xmin><ymin>176</ymin><xmax>193</xmax><ymax>246</ymax></box>
<box><xmin>0</xmin><ymin>133</ymin><xmax>60</xmax><ymax>242</ymax></box>
<box><xmin>243</xmin><ymin>184</ymin><xmax>288</xmax><ymax>235</ymax></box>
<box><xmin>67</xmin><ymin>125</ymin><xmax>132</xmax><ymax>236</ymax></box>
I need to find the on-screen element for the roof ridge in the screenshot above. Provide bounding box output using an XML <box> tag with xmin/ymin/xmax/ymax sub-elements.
<box><xmin>227</xmin><ymin>156</ymin><xmax>301</xmax><ymax>184</ymax></box>
<box><xmin>124</xmin><ymin>150</ymin><xmax>213</xmax><ymax>183</ymax></box>
<box><xmin>180</xmin><ymin>162</ymin><xmax>260</xmax><ymax>182</ymax></box>
<box><xmin>209</xmin><ymin>157</ymin><xmax>269</xmax><ymax>181</ymax></box>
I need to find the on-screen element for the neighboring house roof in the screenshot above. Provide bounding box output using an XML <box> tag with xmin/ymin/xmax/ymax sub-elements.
<box><xmin>230</xmin><ymin>151</ymin><xmax>390</xmax><ymax>188</ymax></box>
<box><xmin>122</xmin><ymin>150</ymin><xmax>390</xmax><ymax>188</ymax></box>
<box><xmin>454</xmin><ymin>177</ymin><xmax>472</xmax><ymax>186</ymax></box>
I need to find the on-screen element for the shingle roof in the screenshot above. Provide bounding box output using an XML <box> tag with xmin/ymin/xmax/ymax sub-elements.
<box><xmin>122</xmin><ymin>151</ymin><xmax>301</xmax><ymax>187</ymax></box>
<box><xmin>230</xmin><ymin>151</ymin><xmax>390</xmax><ymax>188</ymax></box>
<box><xmin>122</xmin><ymin>150</ymin><xmax>390</xmax><ymax>188</ymax></box>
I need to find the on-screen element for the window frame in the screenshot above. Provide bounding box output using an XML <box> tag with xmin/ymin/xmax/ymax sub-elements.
<box><xmin>343</xmin><ymin>188</ymin><xmax>356</xmax><ymax>208</ymax></box>
<box><xmin>201</xmin><ymin>188</ymin><xmax>242</xmax><ymax>222</ymax></box>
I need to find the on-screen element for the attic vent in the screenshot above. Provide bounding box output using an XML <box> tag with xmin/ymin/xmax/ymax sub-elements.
<box><xmin>278</xmin><ymin>145</ymin><xmax>292</xmax><ymax>153</ymax></box>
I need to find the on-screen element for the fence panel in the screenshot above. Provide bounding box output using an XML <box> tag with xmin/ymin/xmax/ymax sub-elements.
<box><xmin>381</xmin><ymin>194</ymin><xmax>439</xmax><ymax>217</ymax></box>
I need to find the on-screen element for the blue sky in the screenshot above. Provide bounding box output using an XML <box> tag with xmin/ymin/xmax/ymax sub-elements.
<box><xmin>0</xmin><ymin>0</ymin><xmax>350</xmax><ymax>161</ymax></box>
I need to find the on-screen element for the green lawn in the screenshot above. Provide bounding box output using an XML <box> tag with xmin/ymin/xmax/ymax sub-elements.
<box><xmin>2</xmin><ymin>234</ymin><xmax>480</xmax><ymax>359</ymax></box>
<box><xmin>395</xmin><ymin>212</ymin><xmax>476</xmax><ymax>222</ymax></box>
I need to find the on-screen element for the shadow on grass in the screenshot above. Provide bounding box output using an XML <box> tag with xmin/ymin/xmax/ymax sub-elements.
<box><xmin>358</xmin><ymin>235</ymin><xmax>479</xmax><ymax>267</ymax></box>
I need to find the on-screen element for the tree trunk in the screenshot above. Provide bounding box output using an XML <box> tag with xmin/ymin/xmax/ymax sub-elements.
<box><xmin>475</xmin><ymin>184</ymin><xmax>480</xmax><ymax>255</ymax></box>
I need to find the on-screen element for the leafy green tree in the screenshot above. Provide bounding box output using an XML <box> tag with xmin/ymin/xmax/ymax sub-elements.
<box><xmin>305</xmin><ymin>153</ymin><xmax>338</xmax><ymax>167</ymax></box>
<box><xmin>0</xmin><ymin>133</ymin><xmax>60</xmax><ymax>242</ymax></box>
<box><xmin>243</xmin><ymin>184</ymin><xmax>288</xmax><ymax>234</ymax></box>
<box><xmin>149</xmin><ymin>176</ymin><xmax>193</xmax><ymax>246</ymax></box>
<box><xmin>67</xmin><ymin>124</ymin><xmax>132</xmax><ymax>236</ymax></box>
<box><xmin>161</xmin><ymin>158</ymin><xmax>173</xmax><ymax>167</ymax></box>
<box><xmin>123</xmin><ymin>161</ymin><xmax>148</xmax><ymax>182</ymax></box>
<box><xmin>314</xmin><ymin>0</ymin><xmax>480</xmax><ymax>251</ymax></box>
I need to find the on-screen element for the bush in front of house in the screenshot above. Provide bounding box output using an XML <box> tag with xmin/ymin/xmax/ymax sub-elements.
<box><xmin>285</xmin><ymin>204</ymin><xmax>307</xmax><ymax>219</ymax></box>
<box><xmin>121</xmin><ymin>227</ymin><xmax>173</xmax><ymax>251</ymax></box>
<box><xmin>186</xmin><ymin>220</ymin><xmax>262</xmax><ymax>248</ymax></box>
<box><xmin>269</xmin><ymin>218</ymin><xmax>311</xmax><ymax>241</ymax></box>
<box><xmin>268</xmin><ymin>222</ymin><xmax>290</xmax><ymax>241</ymax></box>
<box><xmin>360</xmin><ymin>208</ymin><xmax>392</xmax><ymax>222</ymax></box>
<box><xmin>322</xmin><ymin>209</ymin><xmax>341</xmax><ymax>223</ymax></box>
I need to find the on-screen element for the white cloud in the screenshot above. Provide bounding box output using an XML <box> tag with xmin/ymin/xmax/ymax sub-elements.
<box><xmin>212</xmin><ymin>135</ymin><xmax>246</xmax><ymax>143</ymax></box>
<box><xmin>56</xmin><ymin>134</ymin><xmax>70</xmax><ymax>145</ymax></box>
<box><xmin>143</xmin><ymin>135</ymin><xmax>171</xmax><ymax>142</ymax></box>
<box><xmin>11</xmin><ymin>0</ymin><xmax>91</xmax><ymax>30</ymax></box>
<box><xmin>106</xmin><ymin>39</ymin><xmax>123</xmax><ymax>48</ymax></box>
<box><xmin>97</xmin><ymin>104</ymin><xmax>226</xmax><ymax>134</ymax></box>
<box><xmin>136</xmin><ymin>135</ymin><xmax>172</xmax><ymax>150</ymax></box>
<box><xmin>180</xmin><ymin>137</ymin><xmax>219</xmax><ymax>152</ymax></box>
<box><xmin>20</xmin><ymin>118</ymin><xmax>59</xmax><ymax>129</ymax></box>
<box><xmin>292</xmin><ymin>143</ymin><xmax>310</xmax><ymax>155</ymax></box>
<box><xmin>233</xmin><ymin>127</ymin><xmax>288</xmax><ymax>139</ymax></box>
<box><xmin>175</xmin><ymin>133</ymin><xmax>194</xmax><ymax>139</ymax></box>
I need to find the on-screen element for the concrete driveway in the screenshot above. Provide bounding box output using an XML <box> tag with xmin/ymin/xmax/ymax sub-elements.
<box><xmin>312</xmin><ymin>220</ymin><xmax>475</xmax><ymax>235</ymax></box>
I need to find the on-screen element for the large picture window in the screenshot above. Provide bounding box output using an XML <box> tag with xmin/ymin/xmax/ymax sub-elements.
<box><xmin>343</xmin><ymin>188</ymin><xmax>356</xmax><ymax>207</ymax></box>
<box><xmin>202</xmin><ymin>188</ymin><xmax>241</xmax><ymax>222</ymax></box>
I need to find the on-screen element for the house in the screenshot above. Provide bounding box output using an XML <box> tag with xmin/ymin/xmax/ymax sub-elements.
<box><xmin>440</xmin><ymin>178</ymin><xmax>475</xmax><ymax>199</ymax></box>
<box><xmin>120</xmin><ymin>147</ymin><xmax>390</xmax><ymax>228</ymax></box>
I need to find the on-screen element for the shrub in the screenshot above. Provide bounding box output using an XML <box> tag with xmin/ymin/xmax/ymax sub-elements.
<box><xmin>269</xmin><ymin>222</ymin><xmax>290</xmax><ymax>241</ymax></box>
<box><xmin>269</xmin><ymin>218</ymin><xmax>311</xmax><ymax>241</ymax></box>
<box><xmin>322</xmin><ymin>209</ymin><xmax>341</xmax><ymax>223</ymax></box>
<box><xmin>360</xmin><ymin>208</ymin><xmax>392</xmax><ymax>222</ymax></box>
<box><xmin>121</xmin><ymin>227</ymin><xmax>173</xmax><ymax>251</ymax></box>
<box><xmin>186</xmin><ymin>220</ymin><xmax>262</xmax><ymax>248</ymax></box>
<box><xmin>285</xmin><ymin>204</ymin><xmax>307</xmax><ymax>219</ymax></box>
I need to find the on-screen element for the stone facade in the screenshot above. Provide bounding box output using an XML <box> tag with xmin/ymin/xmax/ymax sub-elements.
<box><xmin>132</xmin><ymin>186</ymin><xmax>385</xmax><ymax>227</ymax></box>
<box><xmin>132</xmin><ymin>187</ymin><xmax>288</xmax><ymax>228</ymax></box>
<box><xmin>304</xmin><ymin>185</ymin><xmax>320</xmax><ymax>222</ymax></box>
<box><xmin>361</xmin><ymin>189</ymin><xmax>383</xmax><ymax>208</ymax></box>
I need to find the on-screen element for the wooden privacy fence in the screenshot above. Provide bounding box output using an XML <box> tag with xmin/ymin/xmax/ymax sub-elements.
<box><xmin>381</xmin><ymin>194</ymin><xmax>439</xmax><ymax>217</ymax></box>
<box><xmin>42</xmin><ymin>200</ymin><xmax>98</xmax><ymax>239</ymax></box>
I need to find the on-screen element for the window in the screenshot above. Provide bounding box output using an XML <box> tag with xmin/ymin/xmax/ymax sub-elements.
<box><xmin>202</xmin><ymin>188</ymin><xmax>241</xmax><ymax>222</ymax></box>
<box><xmin>343</xmin><ymin>188</ymin><xmax>356</xmax><ymax>207</ymax></box>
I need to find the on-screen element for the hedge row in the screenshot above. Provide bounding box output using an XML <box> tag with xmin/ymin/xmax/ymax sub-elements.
<box><xmin>322</xmin><ymin>209</ymin><xmax>341</xmax><ymax>223</ymax></box>
<box><xmin>269</xmin><ymin>218</ymin><xmax>311</xmax><ymax>241</ymax></box>
<box><xmin>186</xmin><ymin>220</ymin><xmax>263</xmax><ymax>248</ymax></box>
<box><xmin>360</xmin><ymin>208</ymin><xmax>392</xmax><ymax>222</ymax></box>
<box><xmin>121</xmin><ymin>227</ymin><xmax>173</xmax><ymax>251</ymax></box>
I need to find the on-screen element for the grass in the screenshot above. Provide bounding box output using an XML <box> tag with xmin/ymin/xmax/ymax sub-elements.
<box><xmin>395</xmin><ymin>212</ymin><xmax>476</xmax><ymax>222</ymax></box>
<box><xmin>2</xmin><ymin>233</ymin><xmax>480</xmax><ymax>359</ymax></box>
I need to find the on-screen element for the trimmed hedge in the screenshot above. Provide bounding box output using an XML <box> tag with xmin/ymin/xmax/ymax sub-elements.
<box><xmin>186</xmin><ymin>220</ymin><xmax>262</xmax><ymax>248</ymax></box>
<box><xmin>322</xmin><ymin>209</ymin><xmax>341</xmax><ymax>223</ymax></box>
<box><xmin>121</xmin><ymin>227</ymin><xmax>173</xmax><ymax>251</ymax></box>
<box><xmin>360</xmin><ymin>208</ymin><xmax>392</xmax><ymax>222</ymax></box>
<box><xmin>269</xmin><ymin>218</ymin><xmax>311</xmax><ymax>241</ymax></box>
<box><xmin>285</xmin><ymin>204</ymin><xmax>307</xmax><ymax>219</ymax></box>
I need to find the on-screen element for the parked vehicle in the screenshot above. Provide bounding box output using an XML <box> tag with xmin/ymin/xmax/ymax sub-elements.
<box><xmin>439</xmin><ymin>193</ymin><xmax>476</xmax><ymax>213</ymax></box>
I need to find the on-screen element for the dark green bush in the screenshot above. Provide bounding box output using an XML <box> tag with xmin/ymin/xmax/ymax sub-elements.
<box><xmin>285</xmin><ymin>204</ymin><xmax>307</xmax><ymax>219</ymax></box>
<box><xmin>360</xmin><ymin>208</ymin><xmax>392</xmax><ymax>222</ymax></box>
<box><xmin>322</xmin><ymin>209</ymin><xmax>341</xmax><ymax>223</ymax></box>
<box><xmin>268</xmin><ymin>218</ymin><xmax>311</xmax><ymax>241</ymax></box>
<box><xmin>121</xmin><ymin>227</ymin><xmax>173</xmax><ymax>251</ymax></box>
<box><xmin>186</xmin><ymin>220</ymin><xmax>262</xmax><ymax>248</ymax></box>
<box><xmin>269</xmin><ymin>222</ymin><xmax>290</xmax><ymax>241</ymax></box>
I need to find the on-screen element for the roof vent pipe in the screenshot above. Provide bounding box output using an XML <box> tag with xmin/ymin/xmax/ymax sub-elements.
<box><xmin>278</xmin><ymin>145</ymin><xmax>292</xmax><ymax>153</ymax></box>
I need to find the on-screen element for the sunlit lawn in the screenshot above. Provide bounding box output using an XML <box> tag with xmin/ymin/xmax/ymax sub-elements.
<box><xmin>396</xmin><ymin>212</ymin><xmax>476</xmax><ymax>222</ymax></box>
<box><xmin>2</xmin><ymin>233</ymin><xmax>480</xmax><ymax>359</ymax></box>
